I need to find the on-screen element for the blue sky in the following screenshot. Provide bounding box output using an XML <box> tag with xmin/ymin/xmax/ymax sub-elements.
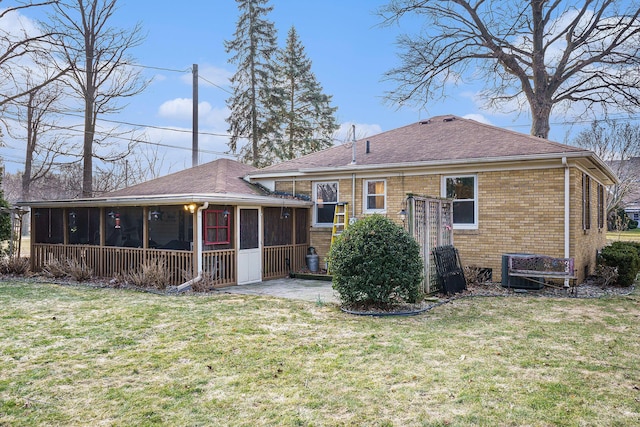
<box><xmin>2</xmin><ymin>0</ymin><xmax>582</xmax><ymax>175</ymax></box>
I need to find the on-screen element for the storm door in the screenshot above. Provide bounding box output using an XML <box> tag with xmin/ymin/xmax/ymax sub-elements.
<box><xmin>237</xmin><ymin>207</ymin><xmax>262</xmax><ymax>284</ymax></box>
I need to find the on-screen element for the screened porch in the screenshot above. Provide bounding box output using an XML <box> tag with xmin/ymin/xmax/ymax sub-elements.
<box><xmin>29</xmin><ymin>203</ymin><xmax>310</xmax><ymax>287</ymax></box>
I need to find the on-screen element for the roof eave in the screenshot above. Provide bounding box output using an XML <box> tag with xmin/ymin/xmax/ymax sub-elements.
<box><xmin>17</xmin><ymin>193</ymin><xmax>313</xmax><ymax>208</ymax></box>
<box><xmin>247</xmin><ymin>151</ymin><xmax>608</xmax><ymax>179</ymax></box>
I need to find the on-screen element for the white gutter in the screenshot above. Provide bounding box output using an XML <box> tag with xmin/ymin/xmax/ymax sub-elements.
<box><xmin>18</xmin><ymin>193</ymin><xmax>313</xmax><ymax>208</ymax></box>
<box><xmin>351</xmin><ymin>173</ymin><xmax>356</xmax><ymax>218</ymax></box>
<box><xmin>177</xmin><ymin>201</ymin><xmax>209</xmax><ymax>292</ymax></box>
<box><xmin>563</xmin><ymin>157</ymin><xmax>570</xmax><ymax>288</ymax></box>
<box><xmin>246</xmin><ymin>151</ymin><xmax>599</xmax><ymax>179</ymax></box>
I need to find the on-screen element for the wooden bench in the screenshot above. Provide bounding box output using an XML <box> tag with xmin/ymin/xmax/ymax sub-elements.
<box><xmin>507</xmin><ymin>254</ymin><xmax>575</xmax><ymax>289</ymax></box>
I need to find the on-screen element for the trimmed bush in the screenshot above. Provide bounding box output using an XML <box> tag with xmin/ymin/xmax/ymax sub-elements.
<box><xmin>599</xmin><ymin>241</ymin><xmax>640</xmax><ymax>287</ymax></box>
<box><xmin>328</xmin><ymin>214</ymin><xmax>423</xmax><ymax>307</ymax></box>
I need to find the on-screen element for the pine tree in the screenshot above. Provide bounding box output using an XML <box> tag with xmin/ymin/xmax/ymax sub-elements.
<box><xmin>269</xmin><ymin>27</ymin><xmax>338</xmax><ymax>162</ymax></box>
<box><xmin>225</xmin><ymin>0</ymin><xmax>278</xmax><ymax>167</ymax></box>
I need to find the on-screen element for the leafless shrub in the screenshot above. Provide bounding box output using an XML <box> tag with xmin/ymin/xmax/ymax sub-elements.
<box><xmin>463</xmin><ymin>265</ymin><xmax>483</xmax><ymax>286</ymax></box>
<box><xmin>42</xmin><ymin>259</ymin><xmax>69</xmax><ymax>278</ymax></box>
<box><xmin>126</xmin><ymin>261</ymin><xmax>170</xmax><ymax>290</ymax></box>
<box><xmin>181</xmin><ymin>270</ymin><xmax>216</xmax><ymax>293</ymax></box>
<box><xmin>66</xmin><ymin>259</ymin><xmax>92</xmax><ymax>282</ymax></box>
<box><xmin>0</xmin><ymin>257</ymin><xmax>31</xmax><ymax>275</ymax></box>
<box><xmin>595</xmin><ymin>265</ymin><xmax>619</xmax><ymax>287</ymax></box>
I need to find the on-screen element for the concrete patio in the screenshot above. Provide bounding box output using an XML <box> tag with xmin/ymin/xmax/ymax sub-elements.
<box><xmin>213</xmin><ymin>277</ymin><xmax>339</xmax><ymax>304</ymax></box>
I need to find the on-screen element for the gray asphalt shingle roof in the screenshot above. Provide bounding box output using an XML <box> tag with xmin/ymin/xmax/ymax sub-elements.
<box><xmin>105</xmin><ymin>158</ymin><xmax>264</xmax><ymax>198</ymax></box>
<box><xmin>252</xmin><ymin>115</ymin><xmax>588</xmax><ymax>174</ymax></box>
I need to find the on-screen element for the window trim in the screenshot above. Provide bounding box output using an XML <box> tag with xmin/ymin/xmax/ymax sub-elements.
<box><xmin>203</xmin><ymin>209</ymin><xmax>230</xmax><ymax>245</ymax></box>
<box><xmin>582</xmin><ymin>174</ymin><xmax>591</xmax><ymax>231</ymax></box>
<box><xmin>441</xmin><ymin>174</ymin><xmax>478</xmax><ymax>230</ymax></box>
<box><xmin>597</xmin><ymin>183</ymin><xmax>605</xmax><ymax>230</ymax></box>
<box><xmin>363</xmin><ymin>179</ymin><xmax>387</xmax><ymax>214</ymax></box>
<box><xmin>313</xmin><ymin>181</ymin><xmax>339</xmax><ymax>227</ymax></box>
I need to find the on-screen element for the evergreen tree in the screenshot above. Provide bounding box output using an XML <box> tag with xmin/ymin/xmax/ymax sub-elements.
<box><xmin>269</xmin><ymin>27</ymin><xmax>338</xmax><ymax>162</ymax></box>
<box><xmin>0</xmin><ymin>175</ymin><xmax>12</xmax><ymax>245</ymax></box>
<box><xmin>225</xmin><ymin>0</ymin><xmax>278</xmax><ymax>167</ymax></box>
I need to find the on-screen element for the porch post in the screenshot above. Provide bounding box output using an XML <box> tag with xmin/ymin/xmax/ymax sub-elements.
<box><xmin>99</xmin><ymin>207</ymin><xmax>106</xmax><ymax>246</ymax></box>
<box><xmin>292</xmin><ymin>208</ymin><xmax>297</xmax><ymax>245</ymax></box>
<box><xmin>63</xmin><ymin>208</ymin><xmax>69</xmax><ymax>245</ymax></box>
<box><xmin>142</xmin><ymin>206</ymin><xmax>149</xmax><ymax>249</ymax></box>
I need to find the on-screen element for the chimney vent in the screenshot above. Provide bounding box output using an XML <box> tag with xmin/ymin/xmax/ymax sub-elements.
<box><xmin>366</xmin><ymin>140</ymin><xmax>370</xmax><ymax>154</ymax></box>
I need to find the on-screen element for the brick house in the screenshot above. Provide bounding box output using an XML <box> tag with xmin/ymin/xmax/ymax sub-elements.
<box><xmin>245</xmin><ymin>115</ymin><xmax>618</xmax><ymax>284</ymax></box>
<box><xmin>22</xmin><ymin>115</ymin><xmax>617</xmax><ymax>287</ymax></box>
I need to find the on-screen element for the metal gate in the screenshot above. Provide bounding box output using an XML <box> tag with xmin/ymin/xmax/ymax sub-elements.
<box><xmin>405</xmin><ymin>195</ymin><xmax>453</xmax><ymax>294</ymax></box>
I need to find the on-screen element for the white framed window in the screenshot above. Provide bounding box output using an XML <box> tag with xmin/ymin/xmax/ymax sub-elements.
<box><xmin>442</xmin><ymin>175</ymin><xmax>478</xmax><ymax>229</ymax></box>
<box><xmin>364</xmin><ymin>179</ymin><xmax>386</xmax><ymax>213</ymax></box>
<box><xmin>313</xmin><ymin>181</ymin><xmax>338</xmax><ymax>226</ymax></box>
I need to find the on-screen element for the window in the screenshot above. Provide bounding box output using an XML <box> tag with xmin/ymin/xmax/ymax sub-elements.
<box><xmin>364</xmin><ymin>179</ymin><xmax>386</xmax><ymax>213</ymax></box>
<box><xmin>582</xmin><ymin>174</ymin><xmax>591</xmax><ymax>230</ymax></box>
<box><xmin>314</xmin><ymin>181</ymin><xmax>338</xmax><ymax>225</ymax></box>
<box><xmin>204</xmin><ymin>210</ymin><xmax>230</xmax><ymax>245</ymax></box>
<box><xmin>442</xmin><ymin>175</ymin><xmax>477</xmax><ymax>229</ymax></box>
<box><xmin>597</xmin><ymin>184</ymin><xmax>605</xmax><ymax>229</ymax></box>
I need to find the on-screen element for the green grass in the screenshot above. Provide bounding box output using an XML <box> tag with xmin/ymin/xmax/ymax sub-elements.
<box><xmin>1</xmin><ymin>280</ymin><xmax>640</xmax><ymax>426</ymax></box>
<box><xmin>608</xmin><ymin>228</ymin><xmax>640</xmax><ymax>243</ymax></box>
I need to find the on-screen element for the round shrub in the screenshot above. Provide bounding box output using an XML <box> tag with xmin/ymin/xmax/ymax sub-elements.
<box><xmin>328</xmin><ymin>214</ymin><xmax>423</xmax><ymax>307</ymax></box>
<box><xmin>599</xmin><ymin>241</ymin><xmax>640</xmax><ymax>287</ymax></box>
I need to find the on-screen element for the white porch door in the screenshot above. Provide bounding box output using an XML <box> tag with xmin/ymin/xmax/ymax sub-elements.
<box><xmin>237</xmin><ymin>207</ymin><xmax>262</xmax><ymax>284</ymax></box>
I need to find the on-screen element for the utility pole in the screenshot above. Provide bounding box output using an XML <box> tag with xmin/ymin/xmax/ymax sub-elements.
<box><xmin>192</xmin><ymin>63</ymin><xmax>199</xmax><ymax>167</ymax></box>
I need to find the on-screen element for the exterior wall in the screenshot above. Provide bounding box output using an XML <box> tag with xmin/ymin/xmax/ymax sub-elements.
<box><xmin>456</xmin><ymin>169</ymin><xmax>565</xmax><ymax>283</ymax></box>
<box><xmin>570</xmin><ymin>169</ymin><xmax>608</xmax><ymax>283</ymax></box>
<box><xmin>275</xmin><ymin>166</ymin><xmax>603</xmax><ymax>284</ymax></box>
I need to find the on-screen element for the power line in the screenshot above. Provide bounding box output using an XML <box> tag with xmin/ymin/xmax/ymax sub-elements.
<box><xmin>123</xmin><ymin>62</ymin><xmax>192</xmax><ymax>74</ymax></box>
<box><xmin>198</xmin><ymin>74</ymin><xmax>233</xmax><ymax>95</ymax></box>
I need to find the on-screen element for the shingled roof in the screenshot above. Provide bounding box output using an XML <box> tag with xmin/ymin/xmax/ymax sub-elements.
<box><xmin>106</xmin><ymin>158</ymin><xmax>263</xmax><ymax>198</ymax></box>
<box><xmin>250</xmin><ymin>115</ymin><xmax>589</xmax><ymax>174</ymax></box>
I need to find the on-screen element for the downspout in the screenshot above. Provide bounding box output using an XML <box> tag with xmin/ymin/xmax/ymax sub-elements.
<box><xmin>177</xmin><ymin>201</ymin><xmax>209</xmax><ymax>292</ymax></box>
<box><xmin>352</xmin><ymin>173</ymin><xmax>356</xmax><ymax>220</ymax></box>
<box><xmin>562</xmin><ymin>157</ymin><xmax>570</xmax><ymax>288</ymax></box>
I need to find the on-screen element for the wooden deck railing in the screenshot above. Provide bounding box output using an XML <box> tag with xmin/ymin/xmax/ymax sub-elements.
<box><xmin>31</xmin><ymin>243</ymin><xmax>305</xmax><ymax>286</ymax></box>
<box><xmin>202</xmin><ymin>249</ymin><xmax>236</xmax><ymax>287</ymax></box>
<box><xmin>263</xmin><ymin>244</ymin><xmax>309</xmax><ymax>280</ymax></box>
<box><xmin>32</xmin><ymin>244</ymin><xmax>194</xmax><ymax>286</ymax></box>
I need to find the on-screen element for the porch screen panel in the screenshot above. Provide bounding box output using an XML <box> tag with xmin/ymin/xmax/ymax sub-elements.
<box><xmin>33</xmin><ymin>208</ymin><xmax>64</xmax><ymax>244</ymax></box>
<box><xmin>69</xmin><ymin>207</ymin><xmax>100</xmax><ymax>245</ymax></box>
<box><xmin>240</xmin><ymin>209</ymin><xmax>259</xmax><ymax>250</ymax></box>
<box><xmin>295</xmin><ymin>208</ymin><xmax>308</xmax><ymax>244</ymax></box>
<box><xmin>263</xmin><ymin>207</ymin><xmax>292</xmax><ymax>246</ymax></box>
<box><xmin>105</xmin><ymin>207</ymin><xmax>143</xmax><ymax>247</ymax></box>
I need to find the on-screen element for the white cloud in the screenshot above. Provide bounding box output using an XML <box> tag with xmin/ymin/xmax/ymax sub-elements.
<box><xmin>335</xmin><ymin>122</ymin><xmax>383</xmax><ymax>143</ymax></box>
<box><xmin>179</xmin><ymin>64</ymin><xmax>233</xmax><ymax>88</ymax></box>
<box><xmin>462</xmin><ymin>114</ymin><xmax>492</xmax><ymax>125</ymax></box>
<box><xmin>157</xmin><ymin>98</ymin><xmax>229</xmax><ymax>130</ymax></box>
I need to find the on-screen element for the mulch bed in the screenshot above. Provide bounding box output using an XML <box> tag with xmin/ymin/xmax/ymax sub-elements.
<box><xmin>341</xmin><ymin>280</ymin><xmax>636</xmax><ymax>316</ymax></box>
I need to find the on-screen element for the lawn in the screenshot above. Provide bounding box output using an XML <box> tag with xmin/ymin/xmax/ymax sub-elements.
<box><xmin>608</xmin><ymin>228</ymin><xmax>640</xmax><ymax>243</ymax></box>
<box><xmin>1</xmin><ymin>280</ymin><xmax>639</xmax><ymax>426</ymax></box>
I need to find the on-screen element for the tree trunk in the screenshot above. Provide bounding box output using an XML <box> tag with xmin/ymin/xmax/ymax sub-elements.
<box><xmin>530</xmin><ymin>99</ymin><xmax>552</xmax><ymax>139</ymax></box>
<box><xmin>22</xmin><ymin>92</ymin><xmax>35</xmax><ymax>201</ymax></box>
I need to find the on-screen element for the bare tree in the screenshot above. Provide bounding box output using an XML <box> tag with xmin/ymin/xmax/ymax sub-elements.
<box><xmin>572</xmin><ymin>120</ymin><xmax>640</xmax><ymax>212</ymax></box>
<box><xmin>44</xmin><ymin>0</ymin><xmax>148</xmax><ymax>197</ymax></box>
<box><xmin>4</xmin><ymin>58</ymin><xmax>73</xmax><ymax>201</ymax></box>
<box><xmin>379</xmin><ymin>1</ymin><xmax>640</xmax><ymax>138</ymax></box>
<box><xmin>0</xmin><ymin>1</ymin><xmax>68</xmax><ymax>108</ymax></box>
